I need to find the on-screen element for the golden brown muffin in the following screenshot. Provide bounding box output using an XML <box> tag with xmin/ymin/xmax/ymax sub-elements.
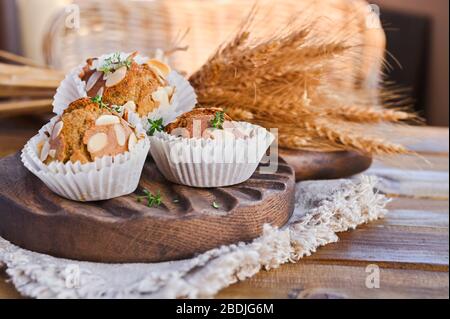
<box><xmin>79</xmin><ymin>53</ymin><xmax>174</xmax><ymax>117</ymax></box>
<box><xmin>164</xmin><ymin>108</ymin><xmax>246</xmax><ymax>139</ymax></box>
<box><xmin>40</xmin><ymin>97</ymin><xmax>137</xmax><ymax>164</ymax></box>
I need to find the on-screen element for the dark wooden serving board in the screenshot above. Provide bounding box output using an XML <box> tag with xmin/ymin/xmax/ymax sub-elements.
<box><xmin>0</xmin><ymin>153</ymin><xmax>295</xmax><ymax>263</ymax></box>
<box><xmin>279</xmin><ymin>149</ymin><xmax>372</xmax><ymax>182</ymax></box>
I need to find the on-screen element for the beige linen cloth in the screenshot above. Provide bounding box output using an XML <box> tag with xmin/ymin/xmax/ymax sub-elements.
<box><xmin>0</xmin><ymin>175</ymin><xmax>394</xmax><ymax>299</ymax></box>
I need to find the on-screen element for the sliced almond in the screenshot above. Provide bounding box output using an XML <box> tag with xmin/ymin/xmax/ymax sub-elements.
<box><xmin>95</xmin><ymin>115</ymin><xmax>120</xmax><ymax>126</ymax></box>
<box><xmin>123</xmin><ymin>101</ymin><xmax>136</xmax><ymax>112</ymax></box>
<box><xmin>87</xmin><ymin>133</ymin><xmax>108</xmax><ymax>153</ymax></box>
<box><xmin>147</xmin><ymin>59</ymin><xmax>171</xmax><ymax>78</ymax></box>
<box><xmin>37</xmin><ymin>140</ymin><xmax>44</xmax><ymax>154</ymax></box>
<box><xmin>105</xmin><ymin>66</ymin><xmax>127</xmax><ymax>87</ymax></box>
<box><xmin>96</xmin><ymin>86</ymin><xmax>104</xmax><ymax>97</ymax></box>
<box><xmin>40</xmin><ymin>140</ymin><xmax>50</xmax><ymax>162</ymax></box>
<box><xmin>151</xmin><ymin>87</ymin><xmax>170</xmax><ymax>108</ymax></box>
<box><xmin>48</xmin><ymin>149</ymin><xmax>56</xmax><ymax>158</ymax></box>
<box><xmin>114</xmin><ymin>124</ymin><xmax>126</xmax><ymax>146</ymax></box>
<box><xmin>128</xmin><ymin>132</ymin><xmax>137</xmax><ymax>152</ymax></box>
<box><xmin>85</xmin><ymin>71</ymin><xmax>102</xmax><ymax>92</ymax></box>
<box><xmin>51</xmin><ymin>121</ymin><xmax>64</xmax><ymax>140</ymax></box>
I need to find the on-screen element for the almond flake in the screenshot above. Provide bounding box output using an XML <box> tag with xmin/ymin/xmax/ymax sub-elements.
<box><xmin>95</xmin><ymin>115</ymin><xmax>120</xmax><ymax>126</ymax></box>
<box><xmin>114</xmin><ymin>124</ymin><xmax>126</xmax><ymax>146</ymax></box>
<box><xmin>51</xmin><ymin>121</ymin><xmax>64</xmax><ymax>140</ymax></box>
<box><xmin>123</xmin><ymin>101</ymin><xmax>136</xmax><ymax>112</ymax></box>
<box><xmin>40</xmin><ymin>140</ymin><xmax>50</xmax><ymax>162</ymax></box>
<box><xmin>147</xmin><ymin>59</ymin><xmax>171</xmax><ymax>77</ymax></box>
<box><xmin>85</xmin><ymin>71</ymin><xmax>102</xmax><ymax>92</ymax></box>
<box><xmin>105</xmin><ymin>66</ymin><xmax>127</xmax><ymax>87</ymax></box>
<box><xmin>128</xmin><ymin>132</ymin><xmax>137</xmax><ymax>151</ymax></box>
<box><xmin>87</xmin><ymin>133</ymin><xmax>108</xmax><ymax>153</ymax></box>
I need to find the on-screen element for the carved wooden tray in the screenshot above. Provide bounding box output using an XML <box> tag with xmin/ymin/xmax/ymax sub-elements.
<box><xmin>0</xmin><ymin>153</ymin><xmax>295</xmax><ymax>263</ymax></box>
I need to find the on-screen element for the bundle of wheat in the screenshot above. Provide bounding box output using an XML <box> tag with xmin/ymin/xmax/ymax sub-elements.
<box><xmin>189</xmin><ymin>9</ymin><xmax>417</xmax><ymax>155</ymax></box>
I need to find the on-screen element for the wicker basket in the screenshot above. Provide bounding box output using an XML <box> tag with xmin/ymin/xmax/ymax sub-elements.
<box><xmin>43</xmin><ymin>0</ymin><xmax>385</xmax><ymax>87</ymax></box>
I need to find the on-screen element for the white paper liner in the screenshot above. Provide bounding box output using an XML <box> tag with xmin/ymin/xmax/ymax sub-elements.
<box><xmin>21</xmin><ymin>114</ymin><xmax>150</xmax><ymax>201</ymax></box>
<box><xmin>52</xmin><ymin>52</ymin><xmax>197</xmax><ymax>122</ymax></box>
<box><xmin>149</xmin><ymin>122</ymin><xmax>275</xmax><ymax>187</ymax></box>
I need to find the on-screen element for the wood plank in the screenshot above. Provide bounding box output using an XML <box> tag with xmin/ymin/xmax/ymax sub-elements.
<box><xmin>384</xmin><ymin>209</ymin><xmax>448</xmax><ymax>228</ymax></box>
<box><xmin>387</xmin><ymin>197</ymin><xmax>449</xmax><ymax>212</ymax></box>
<box><xmin>216</xmin><ymin>261</ymin><xmax>449</xmax><ymax>299</ymax></box>
<box><xmin>306</xmin><ymin>222</ymin><xmax>448</xmax><ymax>269</ymax></box>
<box><xmin>0</xmin><ymin>99</ymin><xmax>53</xmax><ymax>118</ymax></box>
<box><xmin>0</xmin><ymin>50</ymin><xmax>50</xmax><ymax>69</ymax></box>
<box><xmin>0</xmin><ymin>62</ymin><xmax>62</xmax><ymax>79</ymax></box>
<box><xmin>373</xmin><ymin>153</ymin><xmax>449</xmax><ymax>172</ymax></box>
<box><xmin>0</xmin><ymin>75</ymin><xmax>61</xmax><ymax>88</ymax></box>
<box><xmin>0</xmin><ymin>86</ymin><xmax>55</xmax><ymax>98</ymax></box>
<box><xmin>303</xmin><ymin>197</ymin><xmax>449</xmax><ymax>269</ymax></box>
<box><xmin>389</xmin><ymin>126</ymin><xmax>449</xmax><ymax>154</ymax></box>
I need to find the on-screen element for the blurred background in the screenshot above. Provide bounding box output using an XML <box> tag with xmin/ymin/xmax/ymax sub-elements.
<box><xmin>0</xmin><ymin>0</ymin><xmax>448</xmax><ymax>126</ymax></box>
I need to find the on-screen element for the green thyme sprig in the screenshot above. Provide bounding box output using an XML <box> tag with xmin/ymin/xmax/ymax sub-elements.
<box><xmin>91</xmin><ymin>95</ymin><xmax>122</xmax><ymax>114</ymax></box>
<box><xmin>112</xmin><ymin>105</ymin><xmax>122</xmax><ymax>113</ymax></box>
<box><xmin>99</xmin><ymin>52</ymin><xmax>133</xmax><ymax>74</ymax></box>
<box><xmin>212</xmin><ymin>201</ymin><xmax>220</xmax><ymax>209</ymax></box>
<box><xmin>210</xmin><ymin>111</ymin><xmax>225</xmax><ymax>129</ymax></box>
<box><xmin>91</xmin><ymin>95</ymin><xmax>108</xmax><ymax>109</ymax></box>
<box><xmin>147</xmin><ymin>118</ymin><xmax>165</xmax><ymax>136</ymax></box>
<box><xmin>136</xmin><ymin>189</ymin><xmax>163</xmax><ymax>208</ymax></box>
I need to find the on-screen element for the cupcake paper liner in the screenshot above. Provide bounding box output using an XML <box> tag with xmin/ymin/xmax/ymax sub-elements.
<box><xmin>149</xmin><ymin>122</ymin><xmax>275</xmax><ymax>187</ymax></box>
<box><xmin>21</xmin><ymin>114</ymin><xmax>150</xmax><ymax>201</ymax></box>
<box><xmin>52</xmin><ymin>52</ymin><xmax>197</xmax><ymax>122</ymax></box>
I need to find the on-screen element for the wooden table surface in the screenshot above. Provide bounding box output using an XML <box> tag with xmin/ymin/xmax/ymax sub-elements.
<box><xmin>0</xmin><ymin>115</ymin><xmax>448</xmax><ymax>299</ymax></box>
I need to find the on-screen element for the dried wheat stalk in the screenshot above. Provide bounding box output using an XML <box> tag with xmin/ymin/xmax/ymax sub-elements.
<box><xmin>189</xmin><ymin>10</ymin><xmax>416</xmax><ymax>155</ymax></box>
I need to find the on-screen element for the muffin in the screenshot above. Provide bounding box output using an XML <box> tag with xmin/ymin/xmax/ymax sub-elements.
<box><xmin>164</xmin><ymin>107</ymin><xmax>247</xmax><ymax>140</ymax></box>
<box><xmin>21</xmin><ymin>97</ymin><xmax>150</xmax><ymax>201</ymax></box>
<box><xmin>149</xmin><ymin>108</ymin><xmax>274</xmax><ymax>187</ymax></box>
<box><xmin>39</xmin><ymin>97</ymin><xmax>138</xmax><ymax>165</ymax></box>
<box><xmin>79</xmin><ymin>52</ymin><xmax>174</xmax><ymax>117</ymax></box>
<box><xmin>53</xmin><ymin>52</ymin><xmax>197</xmax><ymax>126</ymax></box>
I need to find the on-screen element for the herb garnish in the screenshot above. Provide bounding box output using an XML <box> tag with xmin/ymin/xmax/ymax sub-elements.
<box><xmin>212</xmin><ymin>201</ymin><xmax>220</xmax><ymax>209</ymax></box>
<box><xmin>147</xmin><ymin>118</ymin><xmax>165</xmax><ymax>136</ymax></box>
<box><xmin>210</xmin><ymin>111</ymin><xmax>225</xmax><ymax>129</ymax></box>
<box><xmin>91</xmin><ymin>95</ymin><xmax>108</xmax><ymax>109</ymax></box>
<box><xmin>112</xmin><ymin>105</ymin><xmax>123</xmax><ymax>113</ymax></box>
<box><xmin>99</xmin><ymin>52</ymin><xmax>133</xmax><ymax>74</ymax></box>
<box><xmin>91</xmin><ymin>95</ymin><xmax>122</xmax><ymax>114</ymax></box>
<box><xmin>137</xmin><ymin>189</ymin><xmax>162</xmax><ymax>208</ymax></box>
